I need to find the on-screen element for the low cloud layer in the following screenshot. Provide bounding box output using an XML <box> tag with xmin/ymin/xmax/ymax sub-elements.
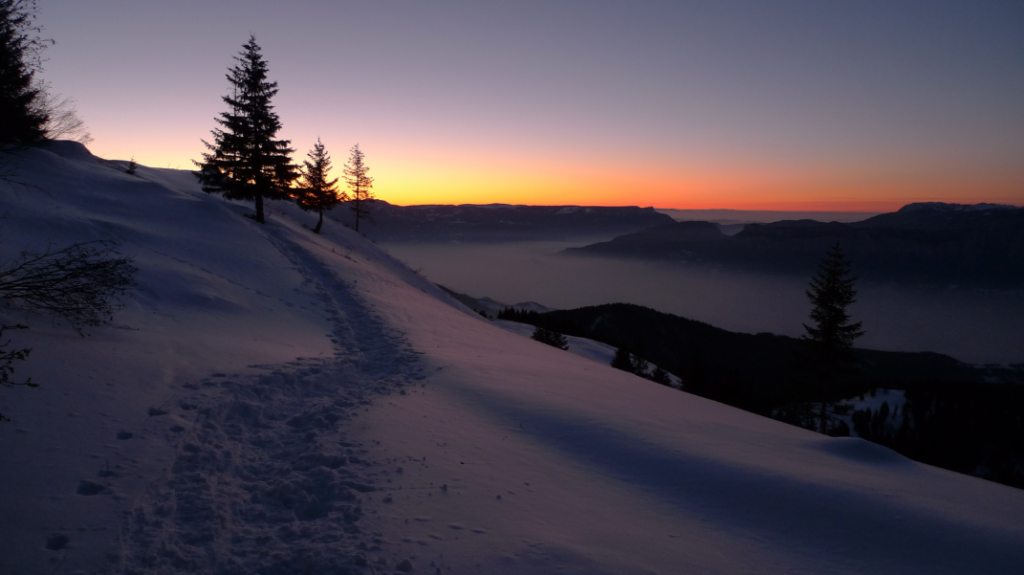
<box><xmin>383</xmin><ymin>241</ymin><xmax>1024</xmax><ymax>365</ymax></box>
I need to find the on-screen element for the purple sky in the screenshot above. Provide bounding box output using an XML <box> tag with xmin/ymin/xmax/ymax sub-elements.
<box><xmin>36</xmin><ymin>0</ymin><xmax>1024</xmax><ymax>209</ymax></box>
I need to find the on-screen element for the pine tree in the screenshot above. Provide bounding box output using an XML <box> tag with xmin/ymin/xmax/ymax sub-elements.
<box><xmin>805</xmin><ymin>243</ymin><xmax>864</xmax><ymax>352</ymax></box>
<box><xmin>295</xmin><ymin>138</ymin><xmax>344</xmax><ymax>234</ymax></box>
<box><xmin>125</xmin><ymin>157</ymin><xmax>137</xmax><ymax>175</ymax></box>
<box><xmin>650</xmin><ymin>365</ymin><xmax>672</xmax><ymax>386</ymax></box>
<box><xmin>0</xmin><ymin>0</ymin><xmax>49</xmax><ymax>145</ymax></box>
<box><xmin>611</xmin><ymin>347</ymin><xmax>634</xmax><ymax>373</ymax></box>
<box><xmin>631</xmin><ymin>354</ymin><xmax>650</xmax><ymax>378</ymax></box>
<box><xmin>803</xmin><ymin>243</ymin><xmax>864</xmax><ymax>433</ymax></box>
<box><xmin>343</xmin><ymin>143</ymin><xmax>374</xmax><ymax>232</ymax></box>
<box><xmin>610</xmin><ymin>346</ymin><xmax>654</xmax><ymax>378</ymax></box>
<box><xmin>531</xmin><ymin>326</ymin><xmax>569</xmax><ymax>350</ymax></box>
<box><xmin>194</xmin><ymin>35</ymin><xmax>297</xmax><ymax>224</ymax></box>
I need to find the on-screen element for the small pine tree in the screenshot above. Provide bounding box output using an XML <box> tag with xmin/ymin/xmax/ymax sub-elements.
<box><xmin>611</xmin><ymin>344</ymin><xmax>658</xmax><ymax>379</ymax></box>
<box><xmin>344</xmin><ymin>143</ymin><xmax>374</xmax><ymax>232</ymax></box>
<box><xmin>803</xmin><ymin>243</ymin><xmax>864</xmax><ymax>434</ymax></box>
<box><xmin>125</xmin><ymin>157</ymin><xmax>137</xmax><ymax>175</ymax></box>
<box><xmin>532</xmin><ymin>326</ymin><xmax>568</xmax><ymax>350</ymax></box>
<box><xmin>805</xmin><ymin>243</ymin><xmax>864</xmax><ymax>352</ymax></box>
<box><xmin>611</xmin><ymin>347</ymin><xmax>634</xmax><ymax>372</ymax></box>
<box><xmin>650</xmin><ymin>365</ymin><xmax>672</xmax><ymax>386</ymax></box>
<box><xmin>497</xmin><ymin>307</ymin><xmax>540</xmax><ymax>323</ymax></box>
<box><xmin>295</xmin><ymin>138</ymin><xmax>344</xmax><ymax>234</ymax></box>
<box><xmin>194</xmin><ymin>35</ymin><xmax>297</xmax><ymax>224</ymax></box>
<box><xmin>0</xmin><ymin>0</ymin><xmax>50</xmax><ymax>145</ymax></box>
<box><xmin>631</xmin><ymin>354</ymin><xmax>650</xmax><ymax>378</ymax></box>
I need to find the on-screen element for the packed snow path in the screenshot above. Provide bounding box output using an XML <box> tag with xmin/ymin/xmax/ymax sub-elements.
<box><xmin>122</xmin><ymin>233</ymin><xmax>426</xmax><ymax>574</ymax></box>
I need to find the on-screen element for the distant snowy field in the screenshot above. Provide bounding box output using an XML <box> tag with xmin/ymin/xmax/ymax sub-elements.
<box><xmin>1</xmin><ymin>143</ymin><xmax>1022</xmax><ymax>574</ymax></box>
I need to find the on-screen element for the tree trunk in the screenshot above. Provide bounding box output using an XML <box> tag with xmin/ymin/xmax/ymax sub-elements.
<box><xmin>314</xmin><ymin>208</ymin><xmax>323</xmax><ymax>234</ymax></box>
<box><xmin>255</xmin><ymin>193</ymin><xmax>265</xmax><ymax>224</ymax></box>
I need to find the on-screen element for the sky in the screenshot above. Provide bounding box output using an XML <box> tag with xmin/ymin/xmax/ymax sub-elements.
<box><xmin>36</xmin><ymin>0</ymin><xmax>1024</xmax><ymax>210</ymax></box>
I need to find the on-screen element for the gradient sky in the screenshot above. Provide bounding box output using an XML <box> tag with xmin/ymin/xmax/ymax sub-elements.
<box><xmin>37</xmin><ymin>0</ymin><xmax>1024</xmax><ymax>210</ymax></box>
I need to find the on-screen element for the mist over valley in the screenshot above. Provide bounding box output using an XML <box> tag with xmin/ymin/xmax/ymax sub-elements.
<box><xmin>382</xmin><ymin>235</ymin><xmax>1024</xmax><ymax>366</ymax></box>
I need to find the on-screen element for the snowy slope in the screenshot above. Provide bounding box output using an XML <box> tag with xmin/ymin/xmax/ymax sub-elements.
<box><xmin>0</xmin><ymin>144</ymin><xmax>1022</xmax><ymax>575</ymax></box>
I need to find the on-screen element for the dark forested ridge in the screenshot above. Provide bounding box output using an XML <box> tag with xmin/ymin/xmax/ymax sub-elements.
<box><xmin>327</xmin><ymin>201</ymin><xmax>675</xmax><ymax>242</ymax></box>
<box><xmin>500</xmin><ymin>302</ymin><xmax>1024</xmax><ymax>488</ymax></box>
<box><xmin>503</xmin><ymin>303</ymin><xmax>1019</xmax><ymax>412</ymax></box>
<box><xmin>565</xmin><ymin>203</ymin><xmax>1024</xmax><ymax>287</ymax></box>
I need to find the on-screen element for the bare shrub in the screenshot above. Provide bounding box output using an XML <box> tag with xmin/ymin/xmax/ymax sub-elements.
<box><xmin>0</xmin><ymin>240</ymin><xmax>136</xmax><ymax>333</ymax></box>
<box><xmin>31</xmin><ymin>83</ymin><xmax>93</xmax><ymax>144</ymax></box>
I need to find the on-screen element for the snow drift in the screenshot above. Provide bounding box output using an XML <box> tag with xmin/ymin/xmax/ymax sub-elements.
<box><xmin>0</xmin><ymin>143</ymin><xmax>1022</xmax><ymax>574</ymax></box>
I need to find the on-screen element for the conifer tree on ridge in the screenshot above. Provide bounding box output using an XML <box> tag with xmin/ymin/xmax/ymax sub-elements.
<box><xmin>803</xmin><ymin>242</ymin><xmax>864</xmax><ymax>433</ymax></box>
<box><xmin>804</xmin><ymin>243</ymin><xmax>863</xmax><ymax>351</ymax></box>
<box><xmin>343</xmin><ymin>144</ymin><xmax>374</xmax><ymax>232</ymax></box>
<box><xmin>296</xmin><ymin>138</ymin><xmax>344</xmax><ymax>234</ymax></box>
<box><xmin>194</xmin><ymin>35</ymin><xmax>297</xmax><ymax>224</ymax></box>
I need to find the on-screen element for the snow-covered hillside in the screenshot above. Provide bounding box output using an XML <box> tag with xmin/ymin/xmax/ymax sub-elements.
<box><xmin>1</xmin><ymin>143</ymin><xmax>1022</xmax><ymax>574</ymax></box>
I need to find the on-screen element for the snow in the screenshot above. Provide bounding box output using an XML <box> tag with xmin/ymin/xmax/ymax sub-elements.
<box><xmin>1</xmin><ymin>143</ymin><xmax>1023</xmax><ymax>574</ymax></box>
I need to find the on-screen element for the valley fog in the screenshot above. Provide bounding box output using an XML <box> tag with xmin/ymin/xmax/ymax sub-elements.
<box><xmin>381</xmin><ymin>241</ymin><xmax>1024</xmax><ymax>366</ymax></box>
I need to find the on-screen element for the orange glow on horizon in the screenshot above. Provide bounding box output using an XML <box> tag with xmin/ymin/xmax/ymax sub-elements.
<box><xmin>87</xmin><ymin>142</ymin><xmax>1023</xmax><ymax>213</ymax></box>
<box><xmin>374</xmin><ymin>156</ymin><xmax>1024</xmax><ymax>212</ymax></box>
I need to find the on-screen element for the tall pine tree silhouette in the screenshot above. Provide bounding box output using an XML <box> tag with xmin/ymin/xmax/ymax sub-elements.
<box><xmin>296</xmin><ymin>138</ymin><xmax>344</xmax><ymax>234</ymax></box>
<box><xmin>0</xmin><ymin>0</ymin><xmax>49</xmax><ymax>145</ymax></box>
<box><xmin>343</xmin><ymin>144</ymin><xmax>374</xmax><ymax>232</ymax></box>
<box><xmin>195</xmin><ymin>35</ymin><xmax>297</xmax><ymax>223</ymax></box>
<box><xmin>803</xmin><ymin>243</ymin><xmax>864</xmax><ymax>433</ymax></box>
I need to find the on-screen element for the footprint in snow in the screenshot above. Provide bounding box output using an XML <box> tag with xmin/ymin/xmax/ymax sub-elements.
<box><xmin>45</xmin><ymin>534</ymin><xmax>69</xmax><ymax>551</ymax></box>
<box><xmin>76</xmin><ymin>480</ymin><xmax>105</xmax><ymax>495</ymax></box>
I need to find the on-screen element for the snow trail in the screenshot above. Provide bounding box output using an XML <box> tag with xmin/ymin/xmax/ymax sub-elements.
<box><xmin>121</xmin><ymin>230</ymin><xmax>425</xmax><ymax>575</ymax></box>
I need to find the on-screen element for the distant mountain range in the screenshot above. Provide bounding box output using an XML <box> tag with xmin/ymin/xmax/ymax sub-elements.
<box><xmin>564</xmin><ymin>203</ymin><xmax>1024</xmax><ymax>287</ymax></box>
<box><xmin>328</xmin><ymin>200</ymin><xmax>675</xmax><ymax>242</ymax></box>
